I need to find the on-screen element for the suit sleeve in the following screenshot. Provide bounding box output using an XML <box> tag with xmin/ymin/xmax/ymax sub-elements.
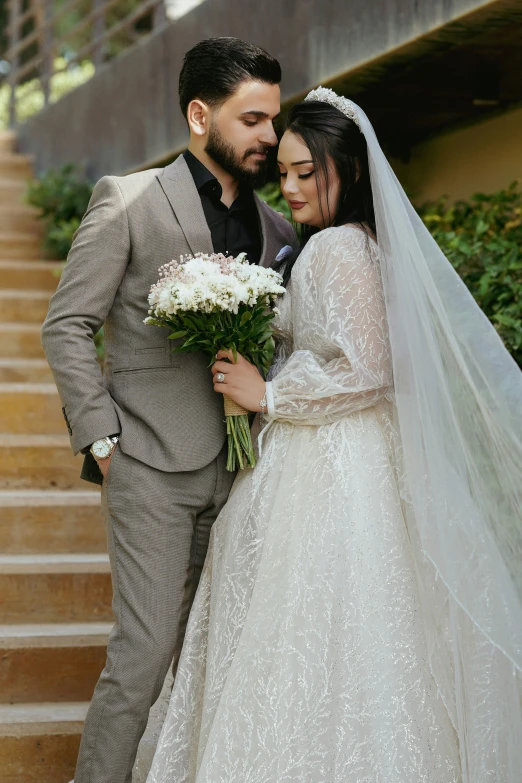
<box><xmin>41</xmin><ymin>176</ymin><xmax>130</xmax><ymax>454</ymax></box>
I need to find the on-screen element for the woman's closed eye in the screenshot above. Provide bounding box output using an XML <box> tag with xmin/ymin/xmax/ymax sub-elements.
<box><xmin>277</xmin><ymin>171</ymin><xmax>315</xmax><ymax>180</ymax></box>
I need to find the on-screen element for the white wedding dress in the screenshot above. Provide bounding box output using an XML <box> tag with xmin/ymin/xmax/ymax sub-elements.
<box><xmin>144</xmin><ymin>225</ymin><xmax>461</xmax><ymax>783</ymax></box>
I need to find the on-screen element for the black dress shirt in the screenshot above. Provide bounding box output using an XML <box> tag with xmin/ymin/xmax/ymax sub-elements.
<box><xmin>183</xmin><ymin>150</ymin><xmax>262</xmax><ymax>265</ymax></box>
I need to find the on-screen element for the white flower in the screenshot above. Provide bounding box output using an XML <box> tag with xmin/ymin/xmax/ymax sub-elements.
<box><xmin>147</xmin><ymin>251</ymin><xmax>285</xmax><ymax>318</ymax></box>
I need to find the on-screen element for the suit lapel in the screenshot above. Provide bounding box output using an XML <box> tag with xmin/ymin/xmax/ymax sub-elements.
<box><xmin>159</xmin><ymin>160</ymin><xmax>279</xmax><ymax>266</ymax></box>
<box><xmin>158</xmin><ymin>157</ymin><xmax>214</xmax><ymax>256</ymax></box>
<box><xmin>255</xmin><ymin>192</ymin><xmax>278</xmax><ymax>268</ymax></box>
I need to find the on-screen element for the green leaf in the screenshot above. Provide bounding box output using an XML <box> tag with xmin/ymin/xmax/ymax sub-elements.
<box><xmin>167</xmin><ymin>330</ymin><xmax>188</xmax><ymax>340</ymax></box>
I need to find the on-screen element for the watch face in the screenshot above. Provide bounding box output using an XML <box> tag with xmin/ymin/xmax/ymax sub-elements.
<box><xmin>93</xmin><ymin>439</ymin><xmax>111</xmax><ymax>459</ymax></box>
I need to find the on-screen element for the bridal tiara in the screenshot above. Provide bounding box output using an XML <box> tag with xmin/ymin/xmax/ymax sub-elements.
<box><xmin>305</xmin><ymin>86</ymin><xmax>361</xmax><ymax>129</ymax></box>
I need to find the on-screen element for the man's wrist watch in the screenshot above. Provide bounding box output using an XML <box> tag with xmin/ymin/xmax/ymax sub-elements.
<box><xmin>90</xmin><ymin>435</ymin><xmax>119</xmax><ymax>461</ymax></box>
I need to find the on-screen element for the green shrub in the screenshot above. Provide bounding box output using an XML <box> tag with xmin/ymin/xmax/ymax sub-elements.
<box><xmin>417</xmin><ymin>182</ymin><xmax>522</xmax><ymax>367</ymax></box>
<box><xmin>25</xmin><ymin>163</ymin><xmax>93</xmax><ymax>259</ymax></box>
<box><xmin>257</xmin><ymin>181</ymin><xmax>291</xmax><ymax>220</ymax></box>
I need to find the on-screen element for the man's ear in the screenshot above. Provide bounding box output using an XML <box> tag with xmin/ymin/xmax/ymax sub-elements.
<box><xmin>187</xmin><ymin>99</ymin><xmax>209</xmax><ymax>137</ymax></box>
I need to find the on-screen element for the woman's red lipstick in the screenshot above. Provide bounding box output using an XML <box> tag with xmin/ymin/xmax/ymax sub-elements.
<box><xmin>289</xmin><ymin>201</ymin><xmax>307</xmax><ymax>210</ymax></box>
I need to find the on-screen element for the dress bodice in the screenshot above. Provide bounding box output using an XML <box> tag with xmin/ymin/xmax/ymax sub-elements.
<box><xmin>265</xmin><ymin>224</ymin><xmax>393</xmax><ymax>425</ymax></box>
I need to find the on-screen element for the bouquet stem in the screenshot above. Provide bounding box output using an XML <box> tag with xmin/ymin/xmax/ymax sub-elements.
<box><xmin>224</xmin><ymin>395</ymin><xmax>256</xmax><ymax>472</ymax></box>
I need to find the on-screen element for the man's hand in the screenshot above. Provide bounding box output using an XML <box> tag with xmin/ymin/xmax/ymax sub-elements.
<box><xmin>96</xmin><ymin>447</ymin><xmax>116</xmax><ymax>480</ymax></box>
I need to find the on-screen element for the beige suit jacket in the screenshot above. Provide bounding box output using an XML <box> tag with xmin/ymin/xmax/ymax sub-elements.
<box><xmin>42</xmin><ymin>156</ymin><xmax>296</xmax><ymax>474</ymax></box>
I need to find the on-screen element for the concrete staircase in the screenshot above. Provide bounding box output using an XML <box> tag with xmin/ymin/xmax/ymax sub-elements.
<box><xmin>0</xmin><ymin>131</ymin><xmax>111</xmax><ymax>783</ymax></box>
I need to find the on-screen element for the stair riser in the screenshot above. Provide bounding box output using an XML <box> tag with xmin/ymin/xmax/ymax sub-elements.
<box><xmin>0</xmin><ymin>644</ymin><xmax>107</xmax><ymax>703</ymax></box>
<box><xmin>0</xmin><ymin>263</ymin><xmax>58</xmax><ymax>290</ymax></box>
<box><xmin>0</xmin><ymin>186</ymin><xmax>27</xmax><ymax>209</ymax></box>
<box><xmin>0</xmin><ymin>364</ymin><xmax>53</xmax><ymax>382</ymax></box>
<box><xmin>0</xmin><ymin>503</ymin><xmax>105</xmax><ymax>554</ymax></box>
<box><xmin>0</xmin><ymin>296</ymin><xmax>50</xmax><ymax>323</ymax></box>
<box><xmin>0</xmin><ymin>444</ymin><xmax>86</xmax><ymax>490</ymax></box>
<box><xmin>0</xmin><ymin>571</ymin><xmax>113</xmax><ymax>623</ymax></box>
<box><xmin>0</xmin><ymin>731</ymin><xmax>80</xmax><ymax>783</ymax></box>
<box><xmin>0</xmin><ymin>212</ymin><xmax>43</xmax><ymax>235</ymax></box>
<box><xmin>0</xmin><ymin>133</ymin><xmax>16</xmax><ymax>153</ymax></box>
<box><xmin>0</xmin><ymin>329</ymin><xmax>45</xmax><ymax>359</ymax></box>
<box><xmin>0</xmin><ymin>159</ymin><xmax>33</xmax><ymax>181</ymax></box>
<box><xmin>0</xmin><ymin>392</ymin><xmax>66</xmax><ymax>434</ymax></box>
<box><xmin>0</xmin><ymin>238</ymin><xmax>42</xmax><ymax>260</ymax></box>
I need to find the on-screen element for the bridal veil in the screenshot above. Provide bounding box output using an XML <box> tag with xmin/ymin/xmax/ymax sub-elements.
<box><xmin>305</xmin><ymin>87</ymin><xmax>522</xmax><ymax>781</ymax></box>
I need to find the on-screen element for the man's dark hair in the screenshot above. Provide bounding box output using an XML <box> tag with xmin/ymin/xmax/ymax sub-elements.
<box><xmin>179</xmin><ymin>37</ymin><xmax>281</xmax><ymax>118</ymax></box>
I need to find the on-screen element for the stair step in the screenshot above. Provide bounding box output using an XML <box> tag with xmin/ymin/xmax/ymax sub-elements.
<box><xmin>0</xmin><ymin>178</ymin><xmax>28</xmax><ymax>209</ymax></box>
<box><xmin>0</xmin><ymin>622</ymin><xmax>111</xmax><ymax>703</ymax></box>
<box><xmin>0</xmin><ymin>323</ymin><xmax>45</xmax><ymax>359</ymax></box>
<box><xmin>0</xmin><ymin>359</ymin><xmax>53</xmax><ymax>382</ymax></box>
<box><xmin>0</xmin><ymin>554</ymin><xmax>112</xmax><ymax>623</ymax></box>
<box><xmin>0</xmin><ymin>489</ymin><xmax>104</xmax><ymax>554</ymax></box>
<box><xmin>0</xmin><ymin>383</ymin><xmax>67</xmax><ymax>434</ymax></box>
<box><xmin>0</xmin><ymin>260</ymin><xmax>59</xmax><ymax>290</ymax></box>
<box><xmin>0</xmin><ymin>701</ymin><xmax>86</xmax><ymax>783</ymax></box>
<box><xmin>0</xmin><ymin>132</ymin><xmax>16</xmax><ymax>154</ymax></box>
<box><xmin>0</xmin><ymin>434</ymin><xmax>86</xmax><ymax>490</ymax></box>
<box><xmin>0</xmin><ymin>207</ymin><xmax>43</xmax><ymax>236</ymax></box>
<box><xmin>0</xmin><ymin>233</ymin><xmax>42</xmax><ymax>260</ymax></box>
<box><xmin>0</xmin><ymin>155</ymin><xmax>34</xmax><ymax>182</ymax></box>
<box><xmin>0</xmin><ymin>290</ymin><xmax>49</xmax><ymax>323</ymax></box>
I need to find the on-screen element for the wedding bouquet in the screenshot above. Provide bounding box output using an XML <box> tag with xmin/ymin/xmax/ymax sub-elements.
<box><xmin>145</xmin><ymin>252</ymin><xmax>285</xmax><ymax>471</ymax></box>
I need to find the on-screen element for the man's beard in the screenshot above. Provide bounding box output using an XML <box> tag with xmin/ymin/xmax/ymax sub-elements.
<box><xmin>205</xmin><ymin>122</ymin><xmax>270</xmax><ymax>189</ymax></box>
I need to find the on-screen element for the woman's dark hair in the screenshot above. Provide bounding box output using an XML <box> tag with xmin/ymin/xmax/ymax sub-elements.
<box><xmin>179</xmin><ymin>38</ymin><xmax>281</xmax><ymax>118</ymax></box>
<box><xmin>274</xmin><ymin>100</ymin><xmax>376</xmax><ymax>285</ymax></box>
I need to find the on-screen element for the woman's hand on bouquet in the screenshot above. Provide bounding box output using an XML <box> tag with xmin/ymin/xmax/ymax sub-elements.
<box><xmin>212</xmin><ymin>349</ymin><xmax>266</xmax><ymax>412</ymax></box>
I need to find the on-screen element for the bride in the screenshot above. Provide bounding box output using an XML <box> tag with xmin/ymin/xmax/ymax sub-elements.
<box><xmin>142</xmin><ymin>89</ymin><xmax>522</xmax><ymax>782</ymax></box>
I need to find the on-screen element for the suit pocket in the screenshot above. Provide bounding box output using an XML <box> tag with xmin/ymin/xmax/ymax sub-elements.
<box><xmin>112</xmin><ymin>347</ymin><xmax>180</xmax><ymax>372</ymax></box>
<box><xmin>135</xmin><ymin>346</ymin><xmax>166</xmax><ymax>356</ymax></box>
<box><xmin>104</xmin><ymin>444</ymin><xmax>119</xmax><ymax>488</ymax></box>
<box><xmin>113</xmin><ymin>365</ymin><xmax>181</xmax><ymax>375</ymax></box>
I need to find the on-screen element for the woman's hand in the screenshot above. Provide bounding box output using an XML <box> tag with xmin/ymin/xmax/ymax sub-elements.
<box><xmin>212</xmin><ymin>349</ymin><xmax>266</xmax><ymax>412</ymax></box>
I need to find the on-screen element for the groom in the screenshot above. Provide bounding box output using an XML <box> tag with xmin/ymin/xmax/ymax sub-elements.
<box><xmin>42</xmin><ymin>37</ymin><xmax>295</xmax><ymax>783</ymax></box>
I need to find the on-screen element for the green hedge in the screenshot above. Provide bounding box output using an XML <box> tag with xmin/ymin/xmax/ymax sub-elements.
<box><xmin>417</xmin><ymin>183</ymin><xmax>522</xmax><ymax>367</ymax></box>
<box><xmin>258</xmin><ymin>181</ymin><xmax>522</xmax><ymax>367</ymax></box>
<box><xmin>25</xmin><ymin>163</ymin><xmax>93</xmax><ymax>260</ymax></box>
<box><xmin>28</xmin><ymin>169</ymin><xmax>522</xmax><ymax>367</ymax></box>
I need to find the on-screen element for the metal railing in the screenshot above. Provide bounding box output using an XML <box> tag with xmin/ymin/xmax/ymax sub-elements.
<box><xmin>5</xmin><ymin>0</ymin><xmax>170</xmax><ymax>127</ymax></box>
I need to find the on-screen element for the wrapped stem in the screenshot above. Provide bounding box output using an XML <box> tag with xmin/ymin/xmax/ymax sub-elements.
<box><xmin>223</xmin><ymin>396</ymin><xmax>256</xmax><ymax>472</ymax></box>
<box><xmin>224</xmin><ymin>395</ymin><xmax>248</xmax><ymax>418</ymax></box>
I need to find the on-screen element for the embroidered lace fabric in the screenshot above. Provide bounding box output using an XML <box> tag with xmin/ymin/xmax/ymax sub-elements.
<box><xmin>139</xmin><ymin>225</ymin><xmax>462</xmax><ymax>782</ymax></box>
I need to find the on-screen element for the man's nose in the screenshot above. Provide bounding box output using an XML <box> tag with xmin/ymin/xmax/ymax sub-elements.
<box><xmin>259</xmin><ymin>122</ymin><xmax>279</xmax><ymax>147</ymax></box>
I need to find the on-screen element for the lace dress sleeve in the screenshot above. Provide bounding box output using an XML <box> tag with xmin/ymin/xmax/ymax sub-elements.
<box><xmin>265</xmin><ymin>227</ymin><xmax>393</xmax><ymax>425</ymax></box>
